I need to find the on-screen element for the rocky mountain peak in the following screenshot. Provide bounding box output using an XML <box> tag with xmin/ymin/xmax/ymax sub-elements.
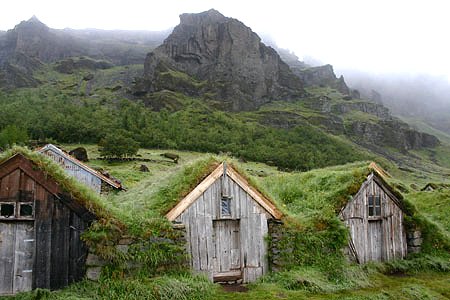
<box><xmin>179</xmin><ymin>9</ymin><xmax>227</xmax><ymax>25</ymax></box>
<box><xmin>14</xmin><ymin>15</ymin><xmax>49</xmax><ymax>33</ymax></box>
<box><xmin>140</xmin><ymin>9</ymin><xmax>305</xmax><ymax>111</ymax></box>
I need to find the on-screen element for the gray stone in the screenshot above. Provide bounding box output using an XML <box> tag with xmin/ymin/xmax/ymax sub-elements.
<box><xmin>410</xmin><ymin>238</ymin><xmax>423</xmax><ymax>247</ymax></box>
<box><xmin>85</xmin><ymin>253</ymin><xmax>106</xmax><ymax>267</ymax></box>
<box><xmin>118</xmin><ymin>237</ymin><xmax>134</xmax><ymax>245</ymax></box>
<box><xmin>408</xmin><ymin>246</ymin><xmax>421</xmax><ymax>254</ymax></box>
<box><xmin>116</xmin><ymin>244</ymin><xmax>129</xmax><ymax>254</ymax></box>
<box><xmin>86</xmin><ymin>267</ymin><xmax>102</xmax><ymax>281</ymax></box>
<box><xmin>407</xmin><ymin>230</ymin><xmax>421</xmax><ymax>239</ymax></box>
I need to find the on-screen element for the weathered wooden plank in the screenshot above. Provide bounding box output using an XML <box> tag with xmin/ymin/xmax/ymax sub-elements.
<box><xmin>166</xmin><ymin>163</ymin><xmax>223</xmax><ymax>221</ymax></box>
<box><xmin>0</xmin><ymin>222</ymin><xmax>15</xmax><ymax>295</ymax></box>
<box><xmin>34</xmin><ymin>189</ymin><xmax>53</xmax><ymax>289</ymax></box>
<box><xmin>7</xmin><ymin>169</ymin><xmax>21</xmax><ymax>199</ymax></box>
<box><xmin>260</xmin><ymin>213</ymin><xmax>268</xmax><ymax>274</ymax></box>
<box><xmin>190</xmin><ymin>200</ymin><xmax>200</xmax><ymax>272</ymax></box>
<box><xmin>50</xmin><ymin>199</ymin><xmax>71</xmax><ymax>289</ymax></box>
<box><xmin>213</xmin><ymin>270</ymin><xmax>241</xmax><ymax>282</ymax></box>
<box><xmin>202</xmin><ymin>188</ymin><xmax>214</xmax><ymax>275</ymax></box>
<box><xmin>231</xmin><ymin>222</ymin><xmax>240</xmax><ymax>270</ymax></box>
<box><xmin>197</xmin><ymin>195</ymin><xmax>209</xmax><ymax>271</ymax></box>
<box><xmin>222</xmin><ymin>221</ymin><xmax>230</xmax><ymax>272</ymax></box>
<box><xmin>226</xmin><ymin>167</ymin><xmax>282</xmax><ymax>219</ymax></box>
<box><xmin>13</xmin><ymin>222</ymin><xmax>34</xmax><ymax>294</ymax></box>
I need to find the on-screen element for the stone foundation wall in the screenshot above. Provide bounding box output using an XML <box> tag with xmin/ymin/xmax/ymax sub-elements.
<box><xmin>268</xmin><ymin>219</ymin><xmax>285</xmax><ymax>272</ymax></box>
<box><xmin>407</xmin><ymin>230</ymin><xmax>422</xmax><ymax>254</ymax></box>
<box><xmin>85</xmin><ymin>224</ymin><xmax>187</xmax><ymax>281</ymax></box>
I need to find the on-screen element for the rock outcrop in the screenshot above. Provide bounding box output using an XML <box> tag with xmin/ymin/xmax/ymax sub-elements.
<box><xmin>55</xmin><ymin>57</ymin><xmax>113</xmax><ymax>74</ymax></box>
<box><xmin>0</xmin><ymin>52</ymin><xmax>43</xmax><ymax>88</ymax></box>
<box><xmin>138</xmin><ymin>9</ymin><xmax>305</xmax><ymax>111</ymax></box>
<box><xmin>290</xmin><ymin>64</ymin><xmax>351</xmax><ymax>95</ymax></box>
<box><xmin>333</xmin><ymin>101</ymin><xmax>390</xmax><ymax>120</ymax></box>
<box><xmin>348</xmin><ymin>119</ymin><xmax>439</xmax><ymax>151</ymax></box>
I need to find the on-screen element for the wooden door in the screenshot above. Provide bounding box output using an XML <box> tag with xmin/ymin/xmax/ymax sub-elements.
<box><xmin>0</xmin><ymin>222</ymin><xmax>35</xmax><ymax>295</ymax></box>
<box><xmin>367</xmin><ymin>220</ymin><xmax>383</xmax><ymax>261</ymax></box>
<box><xmin>212</xmin><ymin>220</ymin><xmax>241</xmax><ymax>281</ymax></box>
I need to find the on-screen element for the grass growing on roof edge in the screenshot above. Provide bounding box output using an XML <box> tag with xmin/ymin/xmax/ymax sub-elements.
<box><xmin>0</xmin><ymin>146</ymin><xmax>117</xmax><ymax>223</ymax></box>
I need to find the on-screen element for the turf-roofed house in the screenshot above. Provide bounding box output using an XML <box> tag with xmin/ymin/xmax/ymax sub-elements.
<box><xmin>166</xmin><ymin>162</ymin><xmax>283</xmax><ymax>283</ymax></box>
<box><xmin>0</xmin><ymin>150</ymin><xmax>99</xmax><ymax>295</ymax></box>
<box><xmin>339</xmin><ymin>163</ymin><xmax>408</xmax><ymax>263</ymax></box>
<box><xmin>37</xmin><ymin>144</ymin><xmax>123</xmax><ymax>194</ymax></box>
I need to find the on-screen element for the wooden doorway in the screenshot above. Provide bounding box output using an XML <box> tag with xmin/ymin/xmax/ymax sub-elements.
<box><xmin>212</xmin><ymin>220</ymin><xmax>241</xmax><ymax>282</ymax></box>
<box><xmin>0</xmin><ymin>222</ymin><xmax>35</xmax><ymax>295</ymax></box>
<box><xmin>367</xmin><ymin>220</ymin><xmax>383</xmax><ymax>261</ymax></box>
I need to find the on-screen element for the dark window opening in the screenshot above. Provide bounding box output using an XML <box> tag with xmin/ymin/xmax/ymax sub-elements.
<box><xmin>368</xmin><ymin>195</ymin><xmax>381</xmax><ymax>217</ymax></box>
<box><xmin>221</xmin><ymin>196</ymin><xmax>232</xmax><ymax>216</ymax></box>
<box><xmin>0</xmin><ymin>203</ymin><xmax>15</xmax><ymax>218</ymax></box>
<box><xmin>20</xmin><ymin>204</ymin><xmax>33</xmax><ymax>217</ymax></box>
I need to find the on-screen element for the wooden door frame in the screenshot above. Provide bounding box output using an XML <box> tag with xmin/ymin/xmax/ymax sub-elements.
<box><xmin>212</xmin><ymin>219</ymin><xmax>242</xmax><ymax>282</ymax></box>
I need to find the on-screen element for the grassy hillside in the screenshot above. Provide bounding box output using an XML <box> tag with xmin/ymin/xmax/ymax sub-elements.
<box><xmin>0</xmin><ymin>64</ymin><xmax>373</xmax><ymax>171</ymax></box>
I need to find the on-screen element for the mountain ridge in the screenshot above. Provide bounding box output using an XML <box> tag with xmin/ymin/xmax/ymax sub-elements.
<box><xmin>0</xmin><ymin>11</ymin><xmax>444</xmax><ymax>169</ymax></box>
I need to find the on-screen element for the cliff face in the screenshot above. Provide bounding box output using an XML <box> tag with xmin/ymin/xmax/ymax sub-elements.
<box><xmin>291</xmin><ymin>64</ymin><xmax>352</xmax><ymax>95</ymax></box>
<box><xmin>141</xmin><ymin>9</ymin><xmax>305</xmax><ymax>111</ymax></box>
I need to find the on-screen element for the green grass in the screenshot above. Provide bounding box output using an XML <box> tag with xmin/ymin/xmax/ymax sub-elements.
<box><xmin>407</xmin><ymin>190</ymin><xmax>450</xmax><ymax>236</ymax></box>
<box><xmin>4</xmin><ymin>272</ymin><xmax>450</xmax><ymax>300</ymax></box>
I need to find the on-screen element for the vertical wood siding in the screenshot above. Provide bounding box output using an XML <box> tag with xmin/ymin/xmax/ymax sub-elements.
<box><xmin>340</xmin><ymin>174</ymin><xmax>407</xmax><ymax>263</ymax></box>
<box><xmin>175</xmin><ymin>174</ymin><xmax>271</xmax><ymax>283</ymax></box>
<box><xmin>41</xmin><ymin>149</ymin><xmax>102</xmax><ymax>193</ymax></box>
<box><xmin>0</xmin><ymin>165</ymin><xmax>90</xmax><ymax>295</ymax></box>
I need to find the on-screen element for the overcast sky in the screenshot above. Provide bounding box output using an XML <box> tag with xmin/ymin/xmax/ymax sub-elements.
<box><xmin>1</xmin><ymin>0</ymin><xmax>449</xmax><ymax>80</ymax></box>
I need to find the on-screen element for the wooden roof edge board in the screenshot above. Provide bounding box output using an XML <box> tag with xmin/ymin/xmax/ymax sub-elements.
<box><xmin>226</xmin><ymin>166</ymin><xmax>283</xmax><ymax>219</ymax></box>
<box><xmin>368</xmin><ymin>161</ymin><xmax>391</xmax><ymax>179</ymax></box>
<box><xmin>371</xmin><ymin>174</ymin><xmax>404</xmax><ymax>210</ymax></box>
<box><xmin>38</xmin><ymin>144</ymin><xmax>122</xmax><ymax>189</ymax></box>
<box><xmin>166</xmin><ymin>163</ymin><xmax>224</xmax><ymax>221</ymax></box>
<box><xmin>0</xmin><ymin>153</ymin><xmax>61</xmax><ymax>195</ymax></box>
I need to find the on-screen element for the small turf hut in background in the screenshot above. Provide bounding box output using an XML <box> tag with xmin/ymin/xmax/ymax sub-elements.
<box><xmin>38</xmin><ymin>144</ymin><xmax>123</xmax><ymax>194</ymax></box>
<box><xmin>339</xmin><ymin>162</ymin><xmax>407</xmax><ymax>263</ymax></box>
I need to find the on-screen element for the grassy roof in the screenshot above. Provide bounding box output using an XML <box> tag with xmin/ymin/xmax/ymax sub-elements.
<box><xmin>255</xmin><ymin>161</ymin><xmax>385</xmax><ymax>222</ymax></box>
<box><xmin>0</xmin><ymin>146</ymin><xmax>117</xmax><ymax>223</ymax></box>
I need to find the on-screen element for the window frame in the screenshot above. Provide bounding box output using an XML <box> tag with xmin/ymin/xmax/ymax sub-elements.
<box><xmin>0</xmin><ymin>190</ymin><xmax>35</xmax><ymax>220</ymax></box>
<box><xmin>19</xmin><ymin>202</ymin><xmax>35</xmax><ymax>219</ymax></box>
<box><xmin>220</xmin><ymin>195</ymin><xmax>232</xmax><ymax>218</ymax></box>
<box><xmin>0</xmin><ymin>202</ymin><xmax>17</xmax><ymax>219</ymax></box>
<box><xmin>368</xmin><ymin>195</ymin><xmax>382</xmax><ymax>219</ymax></box>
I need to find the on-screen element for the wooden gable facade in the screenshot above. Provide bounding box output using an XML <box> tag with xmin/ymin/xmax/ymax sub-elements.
<box><xmin>339</xmin><ymin>170</ymin><xmax>407</xmax><ymax>263</ymax></box>
<box><xmin>166</xmin><ymin>163</ymin><xmax>282</xmax><ymax>283</ymax></box>
<box><xmin>0</xmin><ymin>154</ymin><xmax>95</xmax><ymax>295</ymax></box>
<box><xmin>38</xmin><ymin>144</ymin><xmax>122</xmax><ymax>194</ymax></box>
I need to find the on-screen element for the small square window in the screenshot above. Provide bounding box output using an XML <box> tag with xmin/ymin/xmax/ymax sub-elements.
<box><xmin>0</xmin><ymin>203</ymin><xmax>15</xmax><ymax>218</ymax></box>
<box><xmin>221</xmin><ymin>196</ymin><xmax>232</xmax><ymax>217</ymax></box>
<box><xmin>20</xmin><ymin>204</ymin><xmax>33</xmax><ymax>217</ymax></box>
<box><xmin>368</xmin><ymin>195</ymin><xmax>381</xmax><ymax>217</ymax></box>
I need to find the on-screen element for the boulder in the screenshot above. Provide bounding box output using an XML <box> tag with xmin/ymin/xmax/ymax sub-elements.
<box><xmin>161</xmin><ymin>152</ymin><xmax>179</xmax><ymax>163</ymax></box>
<box><xmin>69</xmin><ymin>147</ymin><xmax>89</xmax><ymax>162</ymax></box>
<box><xmin>139</xmin><ymin>164</ymin><xmax>149</xmax><ymax>172</ymax></box>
